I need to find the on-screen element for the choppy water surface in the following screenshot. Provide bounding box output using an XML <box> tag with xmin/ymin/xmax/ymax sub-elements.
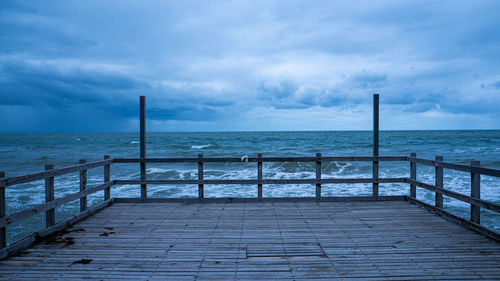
<box><xmin>1</xmin><ymin>130</ymin><xmax>499</xmax><ymax>244</ymax></box>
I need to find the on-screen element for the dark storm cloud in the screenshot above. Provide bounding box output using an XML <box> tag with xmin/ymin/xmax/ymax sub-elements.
<box><xmin>0</xmin><ymin>0</ymin><xmax>499</xmax><ymax>131</ymax></box>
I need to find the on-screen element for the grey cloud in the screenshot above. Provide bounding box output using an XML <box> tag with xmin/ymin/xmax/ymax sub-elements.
<box><xmin>1</xmin><ymin>0</ymin><xmax>500</xmax><ymax>132</ymax></box>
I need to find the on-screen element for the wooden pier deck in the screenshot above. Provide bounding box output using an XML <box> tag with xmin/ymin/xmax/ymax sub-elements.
<box><xmin>0</xmin><ymin>200</ymin><xmax>499</xmax><ymax>280</ymax></box>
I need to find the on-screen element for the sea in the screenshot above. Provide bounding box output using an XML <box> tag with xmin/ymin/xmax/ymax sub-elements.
<box><xmin>1</xmin><ymin>130</ymin><xmax>499</xmax><ymax>244</ymax></box>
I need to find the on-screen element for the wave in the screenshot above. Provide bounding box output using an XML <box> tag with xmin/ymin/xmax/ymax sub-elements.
<box><xmin>191</xmin><ymin>144</ymin><xmax>211</xmax><ymax>149</ymax></box>
<box><xmin>130</xmin><ymin>141</ymin><xmax>139</xmax><ymax>144</ymax></box>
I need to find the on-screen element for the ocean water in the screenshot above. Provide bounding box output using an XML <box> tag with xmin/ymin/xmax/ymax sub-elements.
<box><xmin>1</xmin><ymin>130</ymin><xmax>499</xmax><ymax>244</ymax></box>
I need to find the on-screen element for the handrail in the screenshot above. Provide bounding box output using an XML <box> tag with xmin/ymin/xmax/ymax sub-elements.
<box><xmin>113</xmin><ymin>156</ymin><xmax>407</xmax><ymax>163</ymax></box>
<box><xmin>408</xmin><ymin>156</ymin><xmax>500</xmax><ymax>178</ymax></box>
<box><xmin>406</xmin><ymin>179</ymin><xmax>500</xmax><ymax>213</ymax></box>
<box><xmin>0</xmin><ymin>159</ymin><xmax>113</xmax><ymax>187</ymax></box>
<box><xmin>0</xmin><ymin>181</ymin><xmax>113</xmax><ymax>228</ymax></box>
<box><xmin>114</xmin><ymin>178</ymin><xmax>406</xmax><ymax>185</ymax></box>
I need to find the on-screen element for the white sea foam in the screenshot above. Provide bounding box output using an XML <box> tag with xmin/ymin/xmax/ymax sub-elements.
<box><xmin>191</xmin><ymin>144</ymin><xmax>211</xmax><ymax>149</ymax></box>
<box><xmin>131</xmin><ymin>141</ymin><xmax>139</xmax><ymax>144</ymax></box>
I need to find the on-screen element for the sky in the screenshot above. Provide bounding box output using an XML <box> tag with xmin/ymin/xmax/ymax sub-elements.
<box><xmin>1</xmin><ymin>0</ymin><xmax>500</xmax><ymax>133</ymax></box>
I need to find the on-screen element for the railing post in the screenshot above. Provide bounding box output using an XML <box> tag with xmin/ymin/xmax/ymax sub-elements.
<box><xmin>257</xmin><ymin>153</ymin><xmax>263</xmax><ymax>199</ymax></box>
<box><xmin>0</xmin><ymin>171</ymin><xmax>6</xmax><ymax>249</ymax></box>
<box><xmin>140</xmin><ymin>95</ymin><xmax>147</xmax><ymax>200</ymax></box>
<box><xmin>316</xmin><ymin>153</ymin><xmax>321</xmax><ymax>199</ymax></box>
<box><xmin>198</xmin><ymin>154</ymin><xmax>204</xmax><ymax>199</ymax></box>
<box><xmin>435</xmin><ymin>156</ymin><xmax>443</xmax><ymax>208</ymax></box>
<box><xmin>79</xmin><ymin>159</ymin><xmax>87</xmax><ymax>212</ymax></box>
<box><xmin>471</xmin><ymin>160</ymin><xmax>481</xmax><ymax>224</ymax></box>
<box><xmin>45</xmin><ymin>164</ymin><xmax>55</xmax><ymax>227</ymax></box>
<box><xmin>373</xmin><ymin>93</ymin><xmax>379</xmax><ymax>198</ymax></box>
<box><xmin>410</xmin><ymin>152</ymin><xmax>417</xmax><ymax>198</ymax></box>
<box><xmin>104</xmin><ymin>155</ymin><xmax>111</xmax><ymax>200</ymax></box>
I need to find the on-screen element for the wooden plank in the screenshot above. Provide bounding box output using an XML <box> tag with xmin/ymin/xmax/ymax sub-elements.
<box><xmin>0</xmin><ymin>198</ymin><xmax>114</xmax><ymax>259</ymax></box>
<box><xmin>1</xmin><ymin>200</ymin><xmax>499</xmax><ymax>279</ymax></box>
<box><xmin>79</xmin><ymin>159</ymin><xmax>87</xmax><ymax>212</ymax></box>
<box><xmin>471</xmin><ymin>160</ymin><xmax>480</xmax><ymax>224</ymax></box>
<box><xmin>406</xmin><ymin>196</ymin><xmax>499</xmax><ymax>241</ymax></box>
<box><xmin>44</xmin><ymin>164</ymin><xmax>55</xmax><ymax>228</ymax></box>
<box><xmin>315</xmin><ymin>153</ymin><xmax>321</xmax><ymax>199</ymax></box>
<box><xmin>435</xmin><ymin>156</ymin><xmax>443</xmax><ymax>208</ymax></box>
<box><xmin>114</xmin><ymin>196</ymin><xmax>407</xmax><ymax>203</ymax></box>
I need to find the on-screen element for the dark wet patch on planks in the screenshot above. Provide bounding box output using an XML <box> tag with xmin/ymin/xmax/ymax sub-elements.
<box><xmin>69</xmin><ymin>258</ymin><xmax>92</xmax><ymax>266</ymax></box>
<box><xmin>34</xmin><ymin>228</ymin><xmax>85</xmax><ymax>247</ymax></box>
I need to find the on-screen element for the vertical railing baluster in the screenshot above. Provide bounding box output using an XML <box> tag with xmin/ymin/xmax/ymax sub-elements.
<box><xmin>45</xmin><ymin>164</ymin><xmax>55</xmax><ymax>227</ymax></box>
<box><xmin>435</xmin><ymin>156</ymin><xmax>443</xmax><ymax>208</ymax></box>
<box><xmin>316</xmin><ymin>153</ymin><xmax>321</xmax><ymax>199</ymax></box>
<box><xmin>80</xmin><ymin>159</ymin><xmax>87</xmax><ymax>212</ymax></box>
<box><xmin>104</xmin><ymin>155</ymin><xmax>111</xmax><ymax>201</ymax></box>
<box><xmin>410</xmin><ymin>152</ymin><xmax>417</xmax><ymax>198</ymax></box>
<box><xmin>198</xmin><ymin>154</ymin><xmax>204</xmax><ymax>199</ymax></box>
<box><xmin>140</xmin><ymin>95</ymin><xmax>147</xmax><ymax>200</ymax></box>
<box><xmin>373</xmin><ymin>94</ymin><xmax>379</xmax><ymax>198</ymax></box>
<box><xmin>471</xmin><ymin>160</ymin><xmax>481</xmax><ymax>224</ymax></box>
<box><xmin>0</xmin><ymin>171</ymin><xmax>6</xmax><ymax>249</ymax></box>
<box><xmin>257</xmin><ymin>153</ymin><xmax>262</xmax><ymax>199</ymax></box>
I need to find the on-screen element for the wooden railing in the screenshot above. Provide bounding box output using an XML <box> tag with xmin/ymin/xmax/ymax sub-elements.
<box><xmin>0</xmin><ymin>153</ymin><xmax>499</xmax><ymax>258</ymax></box>
<box><xmin>112</xmin><ymin>155</ymin><xmax>407</xmax><ymax>199</ymax></box>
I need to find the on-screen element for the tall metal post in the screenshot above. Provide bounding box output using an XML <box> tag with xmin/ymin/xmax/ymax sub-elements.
<box><xmin>140</xmin><ymin>96</ymin><xmax>147</xmax><ymax>200</ymax></box>
<box><xmin>373</xmin><ymin>94</ymin><xmax>379</xmax><ymax>198</ymax></box>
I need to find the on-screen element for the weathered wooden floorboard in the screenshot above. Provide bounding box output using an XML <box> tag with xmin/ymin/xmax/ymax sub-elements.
<box><xmin>0</xmin><ymin>201</ymin><xmax>498</xmax><ymax>280</ymax></box>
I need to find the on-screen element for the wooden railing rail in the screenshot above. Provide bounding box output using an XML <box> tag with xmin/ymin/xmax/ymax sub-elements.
<box><xmin>0</xmin><ymin>158</ymin><xmax>113</xmax><ymax>187</ymax></box>
<box><xmin>113</xmin><ymin>178</ymin><xmax>406</xmax><ymax>185</ymax></box>
<box><xmin>113</xmin><ymin>156</ymin><xmax>408</xmax><ymax>163</ymax></box>
<box><xmin>408</xmin><ymin>156</ymin><xmax>500</xmax><ymax>178</ymax></box>
<box><xmin>407</xmin><ymin>153</ymin><xmax>500</xmax><ymax>225</ymax></box>
<box><xmin>0</xmin><ymin>156</ymin><xmax>112</xmax><ymax>249</ymax></box>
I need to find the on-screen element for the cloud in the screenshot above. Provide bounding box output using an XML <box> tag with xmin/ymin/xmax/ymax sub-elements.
<box><xmin>0</xmin><ymin>0</ymin><xmax>499</xmax><ymax>132</ymax></box>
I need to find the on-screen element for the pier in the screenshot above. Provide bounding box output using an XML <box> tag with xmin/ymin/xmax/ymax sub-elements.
<box><xmin>0</xmin><ymin>95</ymin><xmax>499</xmax><ymax>280</ymax></box>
